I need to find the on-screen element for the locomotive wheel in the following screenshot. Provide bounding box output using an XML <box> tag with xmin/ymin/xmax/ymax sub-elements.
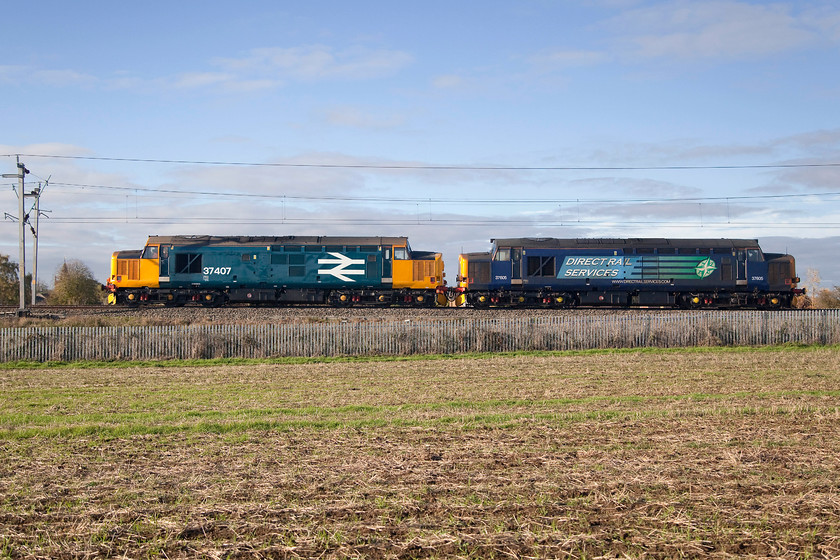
<box><xmin>123</xmin><ymin>291</ymin><xmax>141</xmax><ymax>307</ymax></box>
<box><xmin>374</xmin><ymin>293</ymin><xmax>391</xmax><ymax>306</ymax></box>
<box><xmin>556</xmin><ymin>293</ymin><xmax>577</xmax><ymax>308</ymax></box>
<box><xmin>472</xmin><ymin>294</ymin><xmax>491</xmax><ymax>307</ymax></box>
<box><xmin>163</xmin><ymin>293</ymin><xmax>185</xmax><ymax>308</ymax></box>
<box><xmin>200</xmin><ymin>293</ymin><xmax>223</xmax><ymax>308</ymax></box>
<box><xmin>331</xmin><ymin>292</ymin><xmax>353</xmax><ymax>307</ymax></box>
<box><xmin>412</xmin><ymin>293</ymin><xmax>435</xmax><ymax>307</ymax></box>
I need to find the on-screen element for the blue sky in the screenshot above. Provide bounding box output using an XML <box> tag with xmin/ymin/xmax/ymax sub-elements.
<box><xmin>2</xmin><ymin>0</ymin><xmax>840</xmax><ymax>290</ymax></box>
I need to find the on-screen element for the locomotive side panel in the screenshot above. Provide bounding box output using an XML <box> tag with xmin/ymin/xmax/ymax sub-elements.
<box><xmin>165</xmin><ymin>244</ymin><xmax>386</xmax><ymax>290</ymax></box>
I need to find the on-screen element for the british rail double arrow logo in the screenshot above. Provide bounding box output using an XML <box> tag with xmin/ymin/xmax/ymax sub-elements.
<box><xmin>317</xmin><ymin>253</ymin><xmax>366</xmax><ymax>282</ymax></box>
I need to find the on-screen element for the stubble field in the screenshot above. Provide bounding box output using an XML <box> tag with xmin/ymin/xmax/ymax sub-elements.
<box><xmin>1</xmin><ymin>347</ymin><xmax>840</xmax><ymax>558</ymax></box>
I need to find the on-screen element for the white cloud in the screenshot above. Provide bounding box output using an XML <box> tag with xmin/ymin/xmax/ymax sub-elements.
<box><xmin>173</xmin><ymin>72</ymin><xmax>235</xmax><ymax>89</ymax></box>
<box><xmin>1</xmin><ymin>44</ymin><xmax>413</xmax><ymax>95</ymax></box>
<box><xmin>608</xmin><ymin>1</ymin><xmax>822</xmax><ymax>61</ymax></box>
<box><xmin>0</xmin><ymin>65</ymin><xmax>27</xmax><ymax>81</ymax></box>
<box><xmin>527</xmin><ymin>49</ymin><xmax>610</xmax><ymax>71</ymax></box>
<box><xmin>32</xmin><ymin>69</ymin><xmax>98</xmax><ymax>87</ymax></box>
<box><xmin>321</xmin><ymin>106</ymin><xmax>406</xmax><ymax>130</ymax></box>
<box><xmin>0</xmin><ymin>65</ymin><xmax>97</xmax><ymax>87</ymax></box>
<box><xmin>1</xmin><ymin>143</ymin><xmax>92</xmax><ymax>158</ymax></box>
<box><xmin>432</xmin><ymin>74</ymin><xmax>465</xmax><ymax>90</ymax></box>
<box><xmin>214</xmin><ymin>45</ymin><xmax>413</xmax><ymax>81</ymax></box>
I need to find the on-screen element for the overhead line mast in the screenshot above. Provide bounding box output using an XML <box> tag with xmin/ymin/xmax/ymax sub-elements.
<box><xmin>3</xmin><ymin>157</ymin><xmax>44</xmax><ymax>315</ymax></box>
<box><xmin>2</xmin><ymin>157</ymin><xmax>29</xmax><ymax>314</ymax></box>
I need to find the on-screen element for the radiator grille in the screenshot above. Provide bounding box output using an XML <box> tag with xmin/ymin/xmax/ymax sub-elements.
<box><xmin>769</xmin><ymin>261</ymin><xmax>790</xmax><ymax>285</ymax></box>
<box><xmin>468</xmin><ymin>261</ymin><xmax>491</xmax><ymax>284</ymax></box>
<box><xmin>413</xmin><ymin>260</ymin><xmax>436</xmax><ymax>282</ymax></box>
<box><xmin>117</xmin><ymin>259</ymin><xmax>140</xmax><ymax>280</ymax></box>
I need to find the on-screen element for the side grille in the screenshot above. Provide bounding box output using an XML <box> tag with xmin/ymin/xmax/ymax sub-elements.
<box><xmin>769</xmin><ymin>261</ymin><xmax>790</xmax><ymax>285</ymax></box>
<box><xmin>413</xmin><ymin>260</ymin><xmax>436</xmax><ymax>282</ymax></box>
<box><xmin>468</xmin><ymin>261</ymin><xmax>491</xmax><ymax>284</ymax></box>
<box><xmin>116</xmin><ymin>259</ymin><xmax>140</xmax><ymax>280</ymax></box>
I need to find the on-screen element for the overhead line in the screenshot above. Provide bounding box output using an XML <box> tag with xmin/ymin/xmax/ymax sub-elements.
<box><xmin>11</xmin><ymin>217</ymin><xmax>840</xmax><ymax>228</ymax></box>
<box><xmin>6</xmin><ymin>153</ymin><xmax>840</xmax><ymax>171</ymax></box>
<box><xmin>47</xmin><ymin>181</ymin><xmax>840</xmax><ymax>205</ymax></box>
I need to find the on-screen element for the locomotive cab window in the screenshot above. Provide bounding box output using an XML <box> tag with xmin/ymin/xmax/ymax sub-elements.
<box><xmin>747</xmin><ymin>249</ymin><xmax>762</xmax><ymax>262</ymax></box>
<box><xmin>494</xmin><ymin>248</ymin><xmax>510</xmax><ymax>261</ymax></box>
<box><xmin>394</xmin><ymin>247</ymin><xmax>409</xmax><ymax>260</ymax></box>
<box><xmin>141</xmin><ymin>246</ymin><xmax>159</xmax><ymax>259</ymax></box>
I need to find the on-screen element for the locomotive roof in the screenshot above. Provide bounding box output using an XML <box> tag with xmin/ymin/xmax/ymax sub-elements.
<box><xmin>114</xmin><ymin>250</ymin><xmax>142</xmax><ymax>258</ymax></box>
<box><xmin>490</xmin><ymin>238</ymin><xmax>762</xmax><ymax>249</ymax></box>
<box><xmin>147</xmin><ymin>235</ymin><xmax>410</xmax><ymax>247</ymax></box>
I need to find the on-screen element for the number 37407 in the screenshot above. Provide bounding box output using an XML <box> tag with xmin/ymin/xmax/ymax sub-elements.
<box><xmin>203</xmin><ymin>267</ymin><xmax>232</xmax><ymax>275</ymax></box>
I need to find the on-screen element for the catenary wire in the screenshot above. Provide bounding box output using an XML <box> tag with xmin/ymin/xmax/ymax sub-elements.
<box><xmin>44</xmin><ymin>181</ymin><xmax>840</xmax><ymax>205</ymax></box>
<box><xmin>4</xmin><ymin>153</ymin><xmax>840</xmax><ymax>171</ymax></box>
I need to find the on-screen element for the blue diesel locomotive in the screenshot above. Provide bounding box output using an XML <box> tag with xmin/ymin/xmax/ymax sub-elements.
<box><xmin>108</xmin><ymin>235</ymin><xmax>445</xmax><ymax>307</ymax></box>
<box><xmin>457</xmin><ymin>238</ymin><xmax>801</xmax><ymax>308</ymax></box>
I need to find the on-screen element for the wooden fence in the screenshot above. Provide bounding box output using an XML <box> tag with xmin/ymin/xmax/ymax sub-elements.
<box><xmin>2</xmin><ymin>310</ymin><xmax>839</xmax><ymax>362</ymax></box>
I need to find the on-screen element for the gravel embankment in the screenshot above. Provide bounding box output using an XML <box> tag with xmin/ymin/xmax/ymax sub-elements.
<box><xmin>13</xmin><ymin>304</ymin><xmax>654</xmax><ymax>325</ymax></box>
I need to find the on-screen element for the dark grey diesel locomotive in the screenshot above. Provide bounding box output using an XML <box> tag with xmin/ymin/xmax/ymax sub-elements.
<box><xmin>456</xmin><ymin>238</ymin><xmax>801</xmax><ymax>308</ymax></box>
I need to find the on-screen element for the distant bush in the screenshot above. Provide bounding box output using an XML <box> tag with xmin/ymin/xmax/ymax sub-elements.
<box><xmin>810</xmin><ymin>287</ymin><xmax>840</xmax><ymax>309</ymax></box>
<box><xmin>0</xmin><ymin>254</ymin><xmax>35</xmax><ymax>305</ymax></box>
<box><xmin>49</xmin><ymin>260</ymin><xmax>105</xmax><ymax>305</ymax></box>
<box><xmin>794</xmin><ymin>268</ymin><xmax>840</xmax><ymax>309</ymax></box>
<box><xmin>0</xmin><ymin>254</ymin><xmax>19</xmax><ymax>304</ymax></box>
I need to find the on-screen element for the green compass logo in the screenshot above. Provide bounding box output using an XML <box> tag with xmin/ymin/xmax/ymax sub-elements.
<box><xmin>695</xmin><ymin>257</ymin><xmax>717</xmax><ymax>279</ymax></box>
